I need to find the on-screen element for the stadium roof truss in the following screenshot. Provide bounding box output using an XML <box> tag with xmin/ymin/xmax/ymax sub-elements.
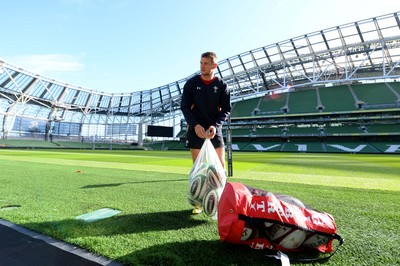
<box><xmin>220</xmin><ymin>12</ymin><xmax>400</xmax><ymax>100</ymax></box>
<box><xmin>0</xmin><ymin>11</ymin><xmax>399</xmax><ymax>140</ymax></box>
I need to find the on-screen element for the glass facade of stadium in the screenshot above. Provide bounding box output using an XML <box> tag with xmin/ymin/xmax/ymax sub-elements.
<box><xmin>1</xmin><ymin>12</ymin><xmax>399</xmax><ymax>147</ymax></box>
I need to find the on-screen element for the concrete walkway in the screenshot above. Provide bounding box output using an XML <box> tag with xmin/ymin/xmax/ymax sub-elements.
<box><xmin>0</xmin><ymin>219</ymin><xmax>123</xmax><ymax>266</ymax></box>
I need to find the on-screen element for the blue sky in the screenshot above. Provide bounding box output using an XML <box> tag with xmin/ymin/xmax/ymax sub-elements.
<box><xmin>1</xmin><ymin>0</ymin><xmax>398</xmax><ymax>93</ymax></box>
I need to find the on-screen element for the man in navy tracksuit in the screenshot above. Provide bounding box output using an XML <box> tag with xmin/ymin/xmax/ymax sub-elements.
<box><xmin>180</xmin><ymin>51</ymin><xmax>231</xmax><ymax>169</ymax></box>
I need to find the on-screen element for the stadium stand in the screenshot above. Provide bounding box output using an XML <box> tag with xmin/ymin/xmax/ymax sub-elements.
<box><xmin>231</xmin><ymin>97</ymin><xmax>261</xmax><ymax>117</ymax></box>
<box><xmin>257</xmin><ymin>93</ymin><xmax>288</xmax><ymax>115</ymax></box>
<box><xmin>222</xmin><ymin>80</ymin><xmax>400</xmax><ymax>154</ymax></box>
<box><xmin>1</xmin><ymin>12</ymin><xmax>399</xmax><ymax>154</ymax></box>
<box><xmin>242</xmin><ymin>141</ymin><xmax>282</xmax><ymax>152</ymax></box>
<box><xmin>324</xmin><ymin>141</ymin><xmax>380</xmax><ymax>153</ymax></box>
<box><xmin>319</xmin><ymin>85</ymin><xmax>359</xmax><ymax>112</ymax></box>
<box><xmin>366</xmin><ymin>123</ymin><xmax>400</xmax><ymax>133</ymax></box>
<box><xmin>286</xmin><ymin>88</ymin><xmax>320</xmax><ymax>114</ymax></box>
<box><xmin>281</xmin><ymin>141</ymin><xmax>326</xmax><ymax>153</ymax></box>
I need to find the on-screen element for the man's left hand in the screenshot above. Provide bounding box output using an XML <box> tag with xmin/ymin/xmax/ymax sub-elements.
<box><xmin>206</xmin><ymin>126</ymin><xmax>216</xmax><ymax>139</ymax></box>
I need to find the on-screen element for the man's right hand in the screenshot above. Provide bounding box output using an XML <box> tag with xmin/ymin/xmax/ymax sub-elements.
<box><xmin>194</xmin><ymin>124</ymin><xmax>207</xmax><ymax>139</ymax></box>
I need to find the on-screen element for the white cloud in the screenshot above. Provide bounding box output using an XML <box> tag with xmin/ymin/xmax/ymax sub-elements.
<box><xmin>6</xmin><ymin>54</ymin><xmax>84</xmax><ymax>75</ymax></box>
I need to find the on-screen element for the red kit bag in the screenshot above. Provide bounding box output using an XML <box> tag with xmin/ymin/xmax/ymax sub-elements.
<box><xmin>218</xmin><ymin>182</ymin><xmax>343</xmax><ymax>263</ymax></box>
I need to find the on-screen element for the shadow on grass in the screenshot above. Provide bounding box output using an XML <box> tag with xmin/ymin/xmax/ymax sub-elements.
<box><xmin>117</xmin><ymin>240</ymin><xmax>282</xmax><ymax>266</ymax></box>
<box><xmin>81</xmin><ymin>178</ymin><xmax>187</xmax><ymax>189</ymax></box>
<box><xmin>23</xmin><ymin>210</ymin><xmax>207</xmax><ymax>238</ymax></box>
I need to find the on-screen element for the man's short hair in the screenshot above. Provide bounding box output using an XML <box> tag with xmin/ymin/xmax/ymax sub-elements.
<box><xmin>201</xmin><ymin>52</ymin><xmax>218</xmax><ymax>64</ymax></box>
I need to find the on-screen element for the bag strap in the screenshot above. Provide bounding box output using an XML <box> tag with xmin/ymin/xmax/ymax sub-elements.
<box><xmin>264</xmin><ymin>234</ymin><xmax>344</xmax><ymax>264</ymax></box>
<box><xmin>288</xmin><ymin>234</ymin><xmax>344</xmax><ymax>263</ymax></box>
<box><xmin>265</xmin><ymin>251</ymin><xmax>290</xmax><ymax>266</ymax></box>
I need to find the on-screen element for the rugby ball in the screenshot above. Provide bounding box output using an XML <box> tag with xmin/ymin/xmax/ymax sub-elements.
<box><xmin>276</xmin><ymin>194</ymin><xmax>305</xmax><ymax>208</ymax></box>
<box><xmin>206</xmin><ymin>165</ymin><xmax>225</xmax><ymax>189</ymax></box>
<box><xmin>269</xmin><ymin>224</ymin><xmax>307</xmax><ymax>249</ymax></box>
<box><xmin>188</xmin><ymin>174</ymin><xmax>207</xmax><ymax>201</ymax></box>
<box><xmin>301</xmin><ymin>234</ymin><xmax>329</xmax><ymax>248</ymax></box>
<box><xmin>202</xmin><ymin>189</ymin><xmax>218</xmax><ymax>217</ymax></box>
<box><xmin>264</xmin><ymin>221</ymin><xmax>274</xmax><ymax>228</ymax></box>
<box><xmin>189</xmin><ymin>162</ymin><xmax>208</xmax><ymax>178</ymax></box>
<box><xmin>241</xmin><ymin>225</ymin><xmax>258</xmax><ymax>241</ymax></box>
<box><xmin>187</xmin><ymin>196</ymin><xmax>201</xmax><ymax>208</ymax></box>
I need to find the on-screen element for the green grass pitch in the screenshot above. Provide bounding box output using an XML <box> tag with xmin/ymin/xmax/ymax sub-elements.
<box><xmin>0</xmin><ymin>149</ymin><xmax>398</xmax><ymax>265</ymax></box>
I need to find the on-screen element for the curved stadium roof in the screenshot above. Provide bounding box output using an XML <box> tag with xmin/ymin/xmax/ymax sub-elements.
<box><xmin>0</xmin><ymin>11</ymin><xmax>399</xmax><ymax>141</ymax></box>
